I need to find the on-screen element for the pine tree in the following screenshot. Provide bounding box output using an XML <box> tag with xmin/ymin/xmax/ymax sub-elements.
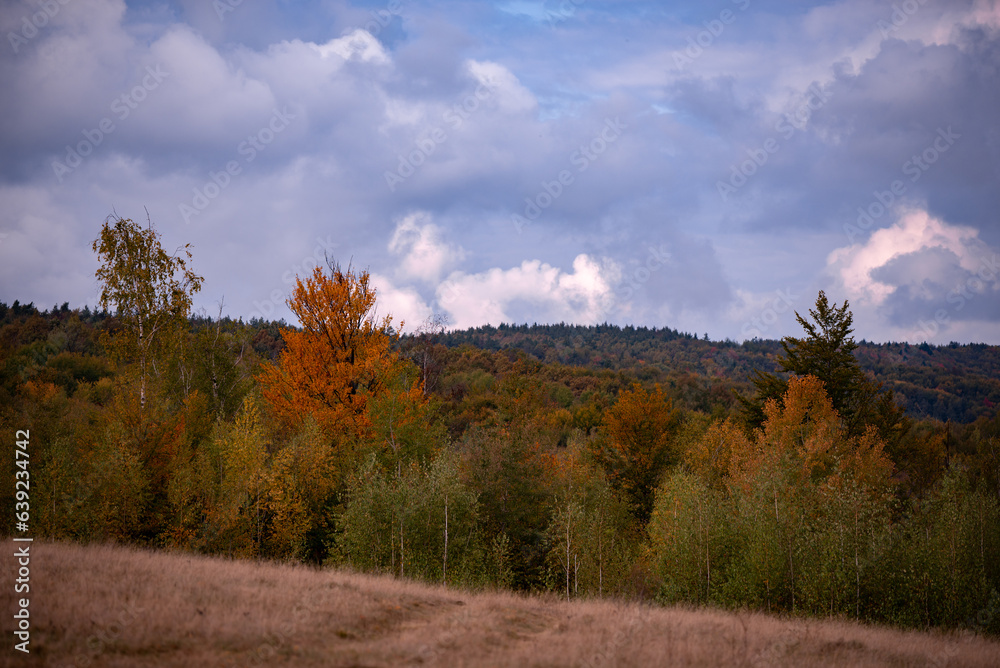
<box><xmin>737</xmin><ymin>291</ymin><xmax>907</xmax><ymax>446</ymax></box>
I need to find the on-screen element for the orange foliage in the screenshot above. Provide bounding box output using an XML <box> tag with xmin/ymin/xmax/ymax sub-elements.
<box><xmin>728</xmin><ymin>375</ymin><xmax>894</xmax><ymax>497</ymax></box>
<box><xmin>594</xmin><ymin>383</ymin><xmax>680</xmax><ymax>521</ymax></box>
<box><xmin>259</xmin><ymin>264</ymin><xmax>412</xmax><ymax>443</ymax></box>
<box><xmin>683</xmin><ymin>418</ymin><xmax>751</xmax><ymax>489</ymax></box>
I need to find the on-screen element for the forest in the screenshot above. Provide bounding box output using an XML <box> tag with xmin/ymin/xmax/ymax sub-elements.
<box><xmin>2</xmin><ymin>216</ymin><xmax>998</xmax><ymax>635</ymax></box>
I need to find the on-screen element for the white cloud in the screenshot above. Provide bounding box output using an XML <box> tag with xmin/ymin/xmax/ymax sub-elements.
<box><xmin>465</xmin><ymin>59</ymin><xmax>536</xmax><ymax>113</ymax></box>
<box><xmin>437</xmin><ymin>254</ymin><xmax>617</xmax><ymax>329</ymax></box>
<box><xmin>827</xmin><ymin>207</ymin><xmax>985</xmax><ymax>305</ymax></box>
<box><xmin>388</xmin><ymin>212</ymin><xmax>465</xmax><ymax>284</ymax></box>
<box><xmin>369</xmin><ymin>273</ymin><xmax>433</xmax><ymax>333</ymax></box>
<box><xmin>313</xmin><ymin>29</ymin><xmax>390</xmax><ymax>64</ymax></box>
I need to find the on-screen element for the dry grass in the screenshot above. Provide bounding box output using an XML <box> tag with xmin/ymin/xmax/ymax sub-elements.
<box><xmin>2</xmin><ymin>540</ymin><xmax>998</xmax><ymax>667</ymax></box>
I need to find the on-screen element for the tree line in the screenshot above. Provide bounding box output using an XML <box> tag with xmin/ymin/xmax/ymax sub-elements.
<box><xmin>0</xmin><ymin>215</ymin><xmax>997</xmax><ymax>634</ymax></box>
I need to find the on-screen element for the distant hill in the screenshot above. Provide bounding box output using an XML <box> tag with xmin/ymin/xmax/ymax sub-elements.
<box><xmin>432</xmin><ymin>324</ymin><xmax>1000</xmax><ymax>424</ymax></box>
<box><xmin>2</xmin><ymin>302</ymin><xmax>996</xmax><ymax>424</ymax></box>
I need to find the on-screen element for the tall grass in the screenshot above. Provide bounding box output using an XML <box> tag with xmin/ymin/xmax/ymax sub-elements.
<box><xmin>2</xmin><ymin>540</ymin><xmax>998</xmax><ymax>667</ymax></box>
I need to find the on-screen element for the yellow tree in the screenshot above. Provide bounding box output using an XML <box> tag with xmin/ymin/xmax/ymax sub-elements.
<box><xmin>92</xmin><ymin>213</ymin><xmax>203</xmax><ymax>420</ymax></box>
<box><xmin>726</xmin><ymin>375</ymin><xmax>894</xmax><ymax>614</ymax></box>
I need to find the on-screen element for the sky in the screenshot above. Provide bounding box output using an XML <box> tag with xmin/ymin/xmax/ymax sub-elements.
<box><xmin>1</xmin><ymin>0</ymin><xmax>999</xmax><ymax>344</ymax></box>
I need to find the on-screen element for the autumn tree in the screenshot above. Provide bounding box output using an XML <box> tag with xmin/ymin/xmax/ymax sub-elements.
<box><xmin>259</xmin><ymin>261</ymin><xmax>410</xmax><ymax>445</ymax></box>
<box><xmin>459</xmin><ymin>423</ymin><xmax>554</xmax><ymax>589</ymax></box>
<box><xmin>727</xmin><ymin>376</ymin><xmax>895</xmax><ymax>614</ymax></box>
<box><xmin>737</xmin><ymin>291</ymin><xmax>906</xmax><ymax>447</ymax></box>
<box><xmin>591</xmin><ymin>383</ymin><xmax>680</xmax><ymax>524</ymax></box>
<box><xmin>92</xmin><ymin>213</ymin><xmax>203</xmax><ymax>418</ymax></box>
<box><xmin>545</xmin><ymin>444</ymin><xmax>636</xmax><ymax>599</ymax></box>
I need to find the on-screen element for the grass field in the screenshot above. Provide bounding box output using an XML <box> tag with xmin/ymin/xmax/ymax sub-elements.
<box><xmin>2</xmin><ymin>540</ymin><xmax>998</xmax><ymax>667</ymax></box>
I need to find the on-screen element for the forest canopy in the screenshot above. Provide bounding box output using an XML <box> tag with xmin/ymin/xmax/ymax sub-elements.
<box><xmin>1</xmin><ymin>218</ymin><xmax>998</xmax><ymax>635</ymax></box>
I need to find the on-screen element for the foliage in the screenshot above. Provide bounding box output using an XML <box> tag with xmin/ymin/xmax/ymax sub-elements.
<box><xmin>591</xmin><ymin>383</ymin><xmax>680</xmax><ymax>523</ymax></box>
<box><xmin>458</xmin><ymin>424</ymin><xmax>554</xmax><ymax>589</ymax></box>
<box><xmin>264</xmin><ymin>416</ymin><xmax>340</xmax><ymax>561</ymax></box>
<box><xmin>92</xmin><ymin>214</ymin><xmax>203</xmax><ymax>415</ymax></box>
<box><xmin>337</xmin><ymin>450</ymin><xmax>485</xmax><ymax>587</ymax></box>
<box><xmin>544</xmin><ymin>446</ymin><xmax>639</xmax><ymax>599</ymax></box>
<box><xmin>4</xmin><ymin>238</ymin><xmax>1000</xmax><ymax>635</ymax></box>
<box><xmin>259</xmin><ymin>262</ymin><xmax>407</xmax><ymax>443</ymax></box>
<box><xmin>737</xmin><ymin>291</ymin><xmax>907</xmax><ymax>449</ymax></box>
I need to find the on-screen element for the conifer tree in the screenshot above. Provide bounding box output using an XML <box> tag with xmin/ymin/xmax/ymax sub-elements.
<box><xmin>737</xmin><ymin>291</ymin><xmax>906</xmax><ymax>446</ymax></box>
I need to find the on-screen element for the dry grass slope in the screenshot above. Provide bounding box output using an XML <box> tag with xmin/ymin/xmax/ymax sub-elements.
<box><xmin>2</xmin><ymin>541</ymin><xmax>999</xmax><ymax>667</ymax></box>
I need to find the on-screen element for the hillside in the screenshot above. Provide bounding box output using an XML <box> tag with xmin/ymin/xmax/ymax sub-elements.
<box><xmin>3</xmin><ymin>303</ymin><xmax>998</xmax><ymax>424</ymax></box>
<box><xmin>432</xmin><ymin>323</ymin><xmax>1000</xmax><ymax>423</ymax></box>
<box><xmin>3</xmin><ymin>541</ymin><xmax>998</xmax><ymax>668</ymax></box>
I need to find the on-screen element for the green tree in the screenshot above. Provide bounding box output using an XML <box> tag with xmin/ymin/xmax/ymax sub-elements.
<box><xmin>337</xmin><ymin>450</ymin><xmax>482</xmax><ymax>586</ymax></box>
<box><xmin>737</xmin><ymin>291</ymin><xmax>906</xmax><ymax>446</ymax></box>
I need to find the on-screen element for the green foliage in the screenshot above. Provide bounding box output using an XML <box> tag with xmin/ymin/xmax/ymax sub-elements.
<box><xmin>337</xmin><ymin>450</ymin><xmax>485</xmax><ymax>587</ymax></box>
<box><xmin>877</xmin><ymin>467</ymin><xmax>1000</xmax><ymax>630</ymax></box>
<box><xmin>649</xmin><ymin>471</ymin><xmax>731</xmax><ymax>605</ymax></box>
<box><xmin>458</xmin><ymin>424</ymin><xmax>553</xmax><ymax>589</ymax></box>
<box><xmin>544</xmin><ymin>458</ymin><xmax>638</xmax><ymax>599</ymax></box>
<box><xmin>5</xmin><ymin>243</ymin><xmax>1000</xmax><ymax>636</ymax></box>
<box><xmin>193</xmin><ymin>397</ymin><xmax>269</xmax><ymax>557</ymax></box>
<box><xmin>264</xmin><ymin>416</ymin><xmax>340</xmax><ymax>561</ymax></box>
<box><xmin>37</xmin><ymin>422</ymin><xmax>149</xmax><ymax>541</ymax></box>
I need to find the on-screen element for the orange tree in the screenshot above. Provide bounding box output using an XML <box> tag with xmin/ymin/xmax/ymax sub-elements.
<box><xmin>259</xmin><ymin>262</ymin><xmax>424</xmax><ymax>458</ymax></box>
<box><xmin>590</xmin><ymin>383</ymin><xmax>681</xmax><ymax>524</ymax></box>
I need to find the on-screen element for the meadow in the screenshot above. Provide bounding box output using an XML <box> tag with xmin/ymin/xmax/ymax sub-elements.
<box><xmin>3</xmin><ymin>540</ymin><xmax>998</xmax><ymax>668</ymax></box>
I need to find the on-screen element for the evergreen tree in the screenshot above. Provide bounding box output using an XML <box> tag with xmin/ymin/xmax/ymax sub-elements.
<box><xmin>737</xmin><ymin>291</ymin><xmax>907</xmax><ymax>447</ymax></box>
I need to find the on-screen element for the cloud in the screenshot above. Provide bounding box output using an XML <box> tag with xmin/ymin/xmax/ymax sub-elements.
<box><xmin>826</xmin><ymin>207</ymin><xmax>1000</xmax><ymax>334</ymax></box>
<box><xmin>437</xmin><ymin>254</ymin><xmax>618</xmax><ymax>329</ymax></box>
<box><xmin>369</xmin><ymin>273</ymin><xmax>433</xmax><ymax>333</ymax></box>
<box><xmin>1</xmin><ymin>1</ymin><xmax>998</xmax><ymax>344</ymax></box>
<box><xmin>313</xmin><ymin>29</ymin><xmax>391</xmax><ymax>64</ymax></box>
<box><xmin>465</xmin><ymin>59</ymin><xmax>536</xmax><ymax>113</ymax></box>
<box><xmin>828</xmin><ymin>208</ymin><xmax>985</xmax><ymax>304</ymax></box>
<box><xmin>388</xmin><ymin>212</ymin><xmax>465</xmax><ymax>284</ymax></box>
